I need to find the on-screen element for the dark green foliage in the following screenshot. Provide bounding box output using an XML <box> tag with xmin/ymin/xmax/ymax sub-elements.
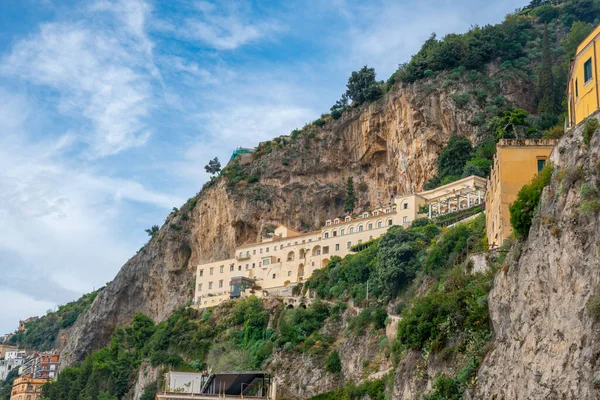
<box><xmin>488</xmin><ymin>108</ymin><xmax>531</xmax><ymax>140</ymax></box>
<box><xmin>145</xmin><ymin>225</ymin><xmax>159</xmax><ymax>237</ymax></box>
<box><xmin>425</xmin><ymin>136</ymin><xmax>474</xmax><ymax>190</ymax></box>
<box><xmin>396</xmin><ymin>17</ymin><xmax>531</xmax><ymax>83</ymax></box>
<box><xmin>307</xmin><ymin>378</ymin><xmax>386</xmax><ymax>400</ymax></box>
<box><xmin>509</xmin><ymin>164</ymin><xmax>553</xmax><ymax>238</ymax></box>
<box><xmin>344</xmin><ymin>177</ymin><xmax>357</xmax><ymax>213</ymax></box>
<box><xmin>348</xmin><ymin>307</ymin><xmax>388</xmax><ymax>336</ymax></box>
<box><xmin>425</xmin><ymin>375</ymin><xmax>462</xmax><ymax>400</ymax></box>
<box><xmin>44</xmin><ymin>298</ymin><xmax>274</xmax><ymax>400</ymax></box>
<box><xmin>140</xmin><ymin>383</ymin><xmax>157</xmax><ymax>400</ymax></box>
<box><xmin>345</xmin><ymin>66</ymin><xmax>383</xmax><ymax>105</ymax></box>
<box><xmin>204</xmin><ymin>157</ymin><xmax>221</xmax><ymax>175</ymax></box>
<box><xmin>564</xmin><ymin>21</ymin><xmax>593</xmax><ymax>58</ymax></box>
<box><xmin>537</xmin><ymin>26</ymin><xmax>558</xmax><ymax>116</ymax></box>
<box><xmin>313</xmin><ymin>118</ymin><xmax>327</xmax><ymax>127</ymax></box>
<box><xmin>426</xmin><ymin>214</ymin><xmax>486</xmax><ymax>271</ymax></box>
<box><xmin>9</xmin><ymin>290</ymin><xmax>102</xmax><ymax>350</ymax></box>
<box><xmin>583</xmin><ymin>118</ymin><xmax>599</xmax><ymax>147</ymax></box>
<box><xmin>0</xmin><ymin>368</ymin><xmax>19</xmax><ymax>400</ymax></box>
<box><xmin>588</xmin><ymin>293</ymin><xmax>600</xmax><ymax>321</ymax></box>
<box><xmin>325</xmin><ymin>350</ymin><xmax>342</xmax><ymax>373</ymax></box>
<box><xmin>531</xmin><ymin>5</ymin><xmax>559</xmax><ymax>23</ymax></box>
<box><xmin>509</xmin><ymin>165</ymin><xmax>553</xmax><ymax>238</ymax></box>
<box><xmin>305</xmin><ymin>223</ymin><xmax>440</xmax><ymax>302</ymax></box>
<box><xmin>277</xmin><ymin>301</ymin><xmax>331</xmax><ymax>348</ymax></box>
<box><xmin>330</xmin><ymin>94</ymin><xmax>349</xmax><ymax>120</ymax></box>
<box><xmin>395</xmin><ymin>266</ymin><xmax>491</xmax><ymax>352</ymax></box>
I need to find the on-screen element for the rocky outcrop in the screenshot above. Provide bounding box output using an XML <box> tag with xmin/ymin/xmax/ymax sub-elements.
<box><xmin>60</xmin><ymin>72</ymin><xmax>532</xmax><ymax>367</ymax></box>
<box><xmin>473</xmin><ymin>114</ymin><xmax>600</xmax><ymax>399</ymax></box>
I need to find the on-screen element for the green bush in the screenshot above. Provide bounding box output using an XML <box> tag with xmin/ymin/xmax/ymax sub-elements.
<box><xmin>588</xmin><ymin>294</ymin><xmax>600</xmax><ymax>321</ymax></box>
<box><xmin>325</xmin><ymin>350</ymin><xmax>342</xmax><ymax>373</ymax></box>
<box><xmin>509</xmin><ymin>164</ymin><xmax>553</xmax><ymax>238</ymax></box>
<box><xmin>583</xmin><ymin>118</ymin><xmax>598</xmax><ymax>147</ymax></box>
<box><xmin>425</xmin><ymin>375</ymin><xmax>461</xmax><ymax>400</ymax></box>
<box><xmin>580</xmin><ymin>200</ymin><xmax>600</xmax><ymax>215</ymax></box>
<box><xmin>449</xmin><ymin>93</ymin><xmax>470</xmax><ymax>108</ymax></box>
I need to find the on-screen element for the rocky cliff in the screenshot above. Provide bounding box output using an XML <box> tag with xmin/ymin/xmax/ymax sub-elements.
<box><xmin>473</xmin><ymin>113</ymin><xmax>600</xmax><ymax>399</ymax></box>
<box><xmin>60</xmin><ymin>69</ymin><xmax>534</xmax><ymax>367</ymax></box>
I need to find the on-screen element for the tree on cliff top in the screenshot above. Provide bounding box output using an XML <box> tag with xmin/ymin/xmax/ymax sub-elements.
<box><xmin>345</xmin><ymin>66</ymin><xmax>383</xmax><ymax>105</ymax></box>
<box><xmin>204</xmin><ymin>157</ymin><xmax>221</xmax><ymax>175</ymax></box>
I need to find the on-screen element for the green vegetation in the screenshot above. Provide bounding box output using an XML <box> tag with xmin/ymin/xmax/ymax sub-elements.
<box><xmin>9</xmin><ymin>290</ymin><xmax>102</xmax><ymax>350</ymax></box>
<box><xmin>204</xmin><ymin>157</ymin><xmax>221</xmax><ymax>175</ymax></box>
<box><xmin>583</xmin><ymin>118</ymin><xmax>598</xmax><ymax>147</ymax></box>
<box><xmin>0</xmin><ymin>369</ymin><xmax>19</xmax><ymax>400</ymax></box>
<box><xmin>145</xmin><ymin>225</ymin><xmax>159</xmax><ymax>237</ymax></box>
<box><xmin>307</xmin><ymin>378</ymin><xmax>387</xmax><ymax>400</ymax></box>
<box><xmin>424</xmin><ymin>136</ymin><xmax>495</xmax><ymax>189</ymax></box>
<box><xmin>509</xmin><ymin>164</ymin><xmax>554</xmax><ymax>238</ymax></box>
<box><xmin>344</xmin><ymin>177</ymin><xmax>357</xmax><ymax>213</ymax></box>
<box><xmin>325</xmin><ymin>350</ymin><xmax>342</xmax><ymax>373</ymax></box>
<box><xmin>344</xmin><ymin>66</ymin><xmax>383</xmax><ymax>106</ymax></box>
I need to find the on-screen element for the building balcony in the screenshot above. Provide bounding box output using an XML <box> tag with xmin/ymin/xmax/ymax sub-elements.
<box><xmin>236</xmin><ymin>253</ymin><xmax>250</xmax><ymax>261</ymax></box>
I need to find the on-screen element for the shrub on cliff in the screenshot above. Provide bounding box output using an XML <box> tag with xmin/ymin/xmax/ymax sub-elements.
<box><xmin>345</xmin><ymin>66</ymin><xmax>383</xmax><ymax>105</ymax></box>
<box><xmin>509</xmin><ymin>164</ymin><xmax>553</xmax><ymax>238</ymax></box>
<box><xmin>325</xmin><ymin>350</ymin><xmax>342</xmax><ymax>373</ymax></box>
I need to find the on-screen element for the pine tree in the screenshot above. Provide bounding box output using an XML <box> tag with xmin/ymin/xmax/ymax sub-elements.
<box><xmin>538</xmin><ymin>25</ymin><xmax>557</xmax><ymax>115</ymax></box>
<box><xmin>344</xmin><ymin>177</ymin><xmax>357</xmax><ymax>213</ymax></box>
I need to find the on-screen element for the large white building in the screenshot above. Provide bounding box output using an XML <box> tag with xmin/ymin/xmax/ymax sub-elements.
<box><xmin>193</xmin><ymin>175</ymin><xmax>486</xmax><ymax>309</ymax></box>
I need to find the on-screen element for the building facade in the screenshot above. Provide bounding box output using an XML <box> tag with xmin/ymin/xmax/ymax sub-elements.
<box><xmin>9</xmin><ymin>375</ymin><xmax>46</xmax><ymax>400</ymax></box>
<box><xmin>486</xmin><ymin>139</ymin><xmax>557</xmax><ymax>248</ymax></box>
<box><xmin>0</xmin><ymin>345</ymin><xmax>18</xmax><ymax>359</ymax></box>
<box><xmin>0</xmin><ymin>359</ymin><xmax>24</xmax><ymax>381</ymax></box>
<box><xmin>568</xmin><ymin>24</ymin><xmax>600</xmax><ymax>128</ymax></box>
<box><xmin>194</xmin><ymin>176</ymin><xmax>486</xmax><ymax>308</ymax></box>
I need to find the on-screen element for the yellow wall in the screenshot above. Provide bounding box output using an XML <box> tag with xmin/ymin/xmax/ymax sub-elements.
<box><xmin>486</xmin><ymin>139</ymin><xmax>556</xmax><ymax>248</ymax></box>
<box><xmin>10</xmin><ymin>376</ymin><xmax>46</xmax><ymax>400</ymax></box>
<box><xmin>568</xmin><ymin>24</ymin><xmax>600</xmax><ymax>127</ymax></box>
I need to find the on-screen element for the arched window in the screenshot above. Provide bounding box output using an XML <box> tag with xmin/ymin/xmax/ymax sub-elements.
<box><xmin>324</xmin><ymin>232</ymin><xmax>329</xmax><ymax>239</ymax></box>
<box><xmin>368</xmin><ymin>223</ymin><xmax>373</xmax><ymax>230</ymax></box>
<box><xmin>340</xmin><ymin>228</ymin><xmax>345</xmax><ymax>236</ymax></box>
<box><xmin>312</xmin><ymin>246</ymin><xmax>321</xmax><ymax>256</ymax></box>
<box><xmin>349</xmin><ymin>226</ymin><xmax>354</xmax><ymax>234</ymax></box>
<box><xmin>377</xmin><ymin>220</ymin><xmax>383</xmax><ymax>228</ymax></box>
<box><xmin>287</xmin><ymin>251</ymin><xmax>295</xmax><ymax>261</ymax></box>
<box><xmin>358</xmin><ymin>225</ymin><xmax>364</xmax><ymax>232</ymax></box>
<box><xmin>333</xmin><ymin>230</ymin><xmax>337</xmax><ymax>237</ymax></box>
<box><xmin>298</xmin><ymin>263</ymin><xmax>305</xmax><ymax>277</ymax></box>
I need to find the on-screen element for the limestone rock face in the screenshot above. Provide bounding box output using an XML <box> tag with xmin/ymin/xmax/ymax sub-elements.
<box><xmin>59</xmin><ymin>75</ymin><xmax>531</xmax><ymax>367</ymax></box>
<box><xmin>473</xmin><ymin>115</ymin><xmax>600</xmax><ymax>399</ymax></box>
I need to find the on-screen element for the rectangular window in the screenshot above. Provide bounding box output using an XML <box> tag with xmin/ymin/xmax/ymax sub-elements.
<box><xmin>253</xmin><ymin>249</ymin><xmax>256</xmax><ymax>255</ymax></box>
<box><xmin>246</xmin><ymin>264</ymin><xmax>249</xmax><ymax>269</ymax></box>
<box><xmin>403</xmin><ymin>216</ymin><xmax>408</xmax><ymax>223</ymax></box>
<box><xmin>198</xmin><ymin>283</ymin><xmax>202</xmax><ymax>291</ymax></box>
<box><xmin>210</xmin><ymin>267</ymin><xmax>214</xmax><ymax>275</ymax></box>
<box><xmin>537</xmin><ymin>159</ymin><xmax>546</xmax><ymax>172</ymax></box>
<box><xmin>238</xmin><ymin>265</ymin><xmax>242</xmax><ymax>271</ymax></box>
<box><xmin>287</xmin><ymin>271</ymin><xmax>291</xmax><ymax>276</ymax></box>
<box><xmin>260</xmin><ymin>248</ymin><xmax>263</xmax><ymax>254</ymax></box>
<box><xmin>403</xmin><ymin>203</ymin><xmax>408</xmax><ymax>209</ymax></box>
<box><xmin>266</xmin><ymin>247</ymin><xmax>269</xmax><ymax>253</ymax></box>
<box><xmin>335</xmin><ymin>244</ymin><xmax>340</xmax><ymax>251</ymax></box>
<box><xmin>576</xmin><ymin>78</ymin><xmax>579</xmax><ymax>97</ymax></box>
<box><xmin>263</xmin><ymin>258</ymin><xmax>271</xmax><ymax>265</ymax></box>
<box><xmin>208</xmin><ymin>282</ymin><xmax>213</xmax><ymax>289</ymax></box>
<box><xmin>368</xmin><ymin>223</ymin><xmax>373</xmax><ymax>230</ymax></box>
<box><xmin>584</xmin><ymin>58</ymin><xmax>593</xmax><ymax>83</ymax></box>
<box><xmin>220</xmin><ymin>266</ymin><xmax>224</xmax><ymax>273</ymax></box>
<box><xmin>272</xmin><ymin>273</ymin><xmax>276</xmax><ymax>279</ymax></box>
<box><xmin>252</xmin><ymin>263</ymin><xmax>255</xmax><ymax>268</ymax></box>
<box><xmin>347</xmin><ymin>241</ymin><xmax>352</xmax><ymax>249</ymax></box>
<box><xmin>230</xmin><ymin>265</ymin><xmax>234</xmax><ymax>271</ymax></box>
<box><xmin>323</xmin><ymin>246</ymin><xmax>329</xmax><ymax>254</ymax></box>
<box><xmin>219</xmin><ymin>280</ymin><xmax>223</xmax><ymax>288</ymax></box>
<box><xmin>199</xmin><ymin>269</ymin><xmax>203</xmax><ymax>277</ymax></box>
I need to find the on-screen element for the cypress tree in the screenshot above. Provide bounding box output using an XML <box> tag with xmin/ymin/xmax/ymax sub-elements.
<box><xmin>344</xmin><ymin>177</ymin><xmax>357</xmax><ymax>213</ymax></box>
<box><xmin>538</xmin><ymin>25</ymin><xmax>557</xmax><ymax>115</ymax></box>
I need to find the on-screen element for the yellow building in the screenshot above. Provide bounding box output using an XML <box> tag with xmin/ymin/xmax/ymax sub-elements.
<box><xmin>568</xmin><ymin>24</ymin><xmax>600</xmax><ymax>128</ymax></box>
<box><xmin>486</xmin><ymin>139</ymin><xmax>557</xmax><ymax>248</ymax></box>
<box><xmin>10</xmin><ymin>375</ymin><xmax>47</xmax><ymax>400</ymax></box>
<box><xmin>193</xmin><ymin>176</ymin><xmax>487</xmax><ymax>309</ymax></box>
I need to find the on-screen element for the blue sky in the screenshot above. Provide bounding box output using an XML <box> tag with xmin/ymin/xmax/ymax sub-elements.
<box><xmin>0</xmin><ymin>0</ymin><xmax>524</xmax><ymax>335</ymax></box>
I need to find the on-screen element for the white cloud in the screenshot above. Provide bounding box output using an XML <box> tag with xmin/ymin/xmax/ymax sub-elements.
<box><xmin>0</xmin><ymin>289</ymin><xmax>56</xmax><ymax>336</ymax></box>
<box><xmin>160</xmin><ymin>1</ymin><xmax>282</xmax><ymax>50</ymax></box>
<box><xmin>0</xmin><ymin>1</ymin><xmax>158</xmax><ymax>158</ymax></box>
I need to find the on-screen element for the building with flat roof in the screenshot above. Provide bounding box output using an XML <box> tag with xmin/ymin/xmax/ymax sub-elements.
<box><xmin>9</xmin><ymin>375</ymin><xmax>47</xmax><ymax>400</ymax></box>
<box><xmin>568</xmin><ymin>24</ymin><xmax>600</xmax><ymax>128</ymax></box>
<box><xmin>486</xmin><ymin>139</ymin><xmax>557</xmax><ymax>248</ymax></box>
<box><xmin>194</xmin><ymin>176</ymin><xmax>487</xmax><ymax>308</ymax></box>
